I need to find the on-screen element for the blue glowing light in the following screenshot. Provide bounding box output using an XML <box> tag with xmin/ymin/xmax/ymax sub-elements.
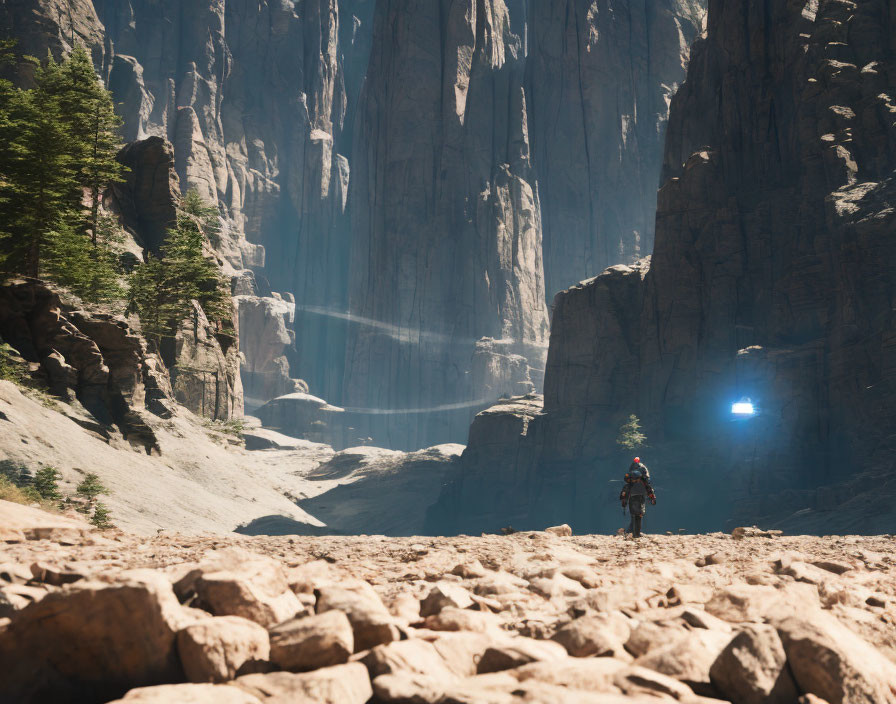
<box><xmin>731</xmin><ymin>401</ymin><xmax>755</xmax><ymax>416</ymax></box>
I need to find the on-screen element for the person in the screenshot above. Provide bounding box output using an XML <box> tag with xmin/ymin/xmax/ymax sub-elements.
<box><xmin>620</xmin><ymin>457</ymin><xmax>656</xmax><ymax>538</ymax></box>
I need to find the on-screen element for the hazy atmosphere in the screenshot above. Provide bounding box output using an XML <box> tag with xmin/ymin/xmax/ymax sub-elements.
<box><xmin>1</xmin><ymin>1</ymin><xmax>895</xmax><ymax>702</ymax></box>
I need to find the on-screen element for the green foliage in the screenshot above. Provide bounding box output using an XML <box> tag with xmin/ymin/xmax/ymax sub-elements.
<box><xmin>616</xmin><ymin>414</ymin><xmax>648</xmax><ymax>451</ymax></box>
<box><xmin>90</xmin><ymin>500</ymin><xmax>114</xmax><ymax>529</ymax></box>
<box><xmin>0</xmin><ymin>43</ymin><xmax>126</xmax><ymax>302</ymax></box>
<box><xmin>129</xmin><ymin>190</ymin><xmax>232</xmax><ymax>345</ymax></box>
<box><xmin>76</xmin><ymin>472</ymin><xmax>107</xmax><ymax>502</ymax></box>
<box><xmin>0</xmin><ymin>342</ymin><xmax>26</xmax><ymax>383</ymax></box>
<box><xmin>32</xmin><ymin>466</ymin><xmax>62</xmax><ymax>501</ymax></box>
<box><xmin>204</xmin><ymin>417</ymin><xmax>245</xmax><ymax>438</ymax></box>
<box><xmin>0</xmin><ymin>475</ymin><xmax>36</xmax><ymax>505</ymax></box>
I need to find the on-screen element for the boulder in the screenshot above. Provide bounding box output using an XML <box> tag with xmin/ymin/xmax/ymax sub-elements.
<box><xmin>269</xmin><ymin>610</ymin><xmax>353</xmax><ymax>672</ymax></box>
<box><xmin>551</xmin><ymin>614</ymin><xmax>631</xmax><ymax>658</ymax></box>
<box><xmin>424</xmin><ymin>606</ymin><xmax>500</xmax><ymax>633</ymax></box>
<box><xmin>284</xmin><ymin>560</ymin><xmax>333</xmax><ymax>595</ymax></box>
<box><xmin>187</xmin><ymin>551</ymin><xmax>302</xmax><ymax>628</ymax></box>
<box><xmin>774</xmin><ymin>611</ymin><xmax>896</xmax><ymax>704</ymax></box>
<box><xmin>177</xmin><ymin>616</ymin><xmax>270</xmax><ymax>683</ymax></box>
<box><xmin>30</xmin><ymin>561</ymin><xmax>88</xmax><ymax>586</ymax></box>
<box><xmin>634</xmin><ymin>629</ymin><xmax>733</xmax><ymax>695</ymax></box>
<box><xmin>315</xmin><ymin>580</ymin><xmax>398</xmax><ymax>651</ymax></box>
<box><xmin>477</xmin><ymin>638</ymin><xmax>568</xmax><ymax>674</ymax></box>
<box><xmin>613</xmin><ymin>665</ymin><xmax>697</xmax><ymax>700</ymax></box>
<box><xmin>545</xmin><ymin>524</ymin><xmax>573</xmax><ymax>537</ymax></box>
<box><xmin>109</xmin><ymin>683</ymin><xmax>262</xmax><ymax>703</ymax></box>
<box><xmin>420</xmin><ymin>582</ymin><xmax>474</xmax><ymax>616</ymax></box>
<box><xmin>512</xmin><ymin>658</ymin><xmax>628</xmax><ymax>691</ymax></box>
<box><xmin>704</xmin><ymin>585</ymin><xmax>781</xmax><ymax>623</ymax></box>
<box><xmin>0</xmin><ymin>570</ymin><xmax>188</xmax><ymax>702</ymax></box>
<box><xmin>234</xmin><ymin>663</ymin><xmax>372</xmax><ymax>704</ymax></box>
<box><xmin>709</xmin><ymin>624</ymin><xmax>797</xmax><ymax>704</ymax></box>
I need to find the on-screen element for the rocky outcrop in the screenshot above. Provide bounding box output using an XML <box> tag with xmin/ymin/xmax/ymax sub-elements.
<box><xmin>431</xmin><ymin>0</ymin><xmax>896</xmax><ymax>534</ymax></box>
<box><xmin>0</xmin><ymin>279</ymin><xmax>173</xmax><ymax>449</ymax></box>
<box><xmin>527</xmin><ymin>0</ymin><xmax>705</xmax><ymax>297</ymax></box>
<box><xmin>344</xmin><ymin>0</ymin><xmax>550</xmax><ymax>450</ymax></box>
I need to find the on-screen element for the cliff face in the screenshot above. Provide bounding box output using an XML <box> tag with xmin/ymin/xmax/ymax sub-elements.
<box><xmin>528</xmin><ymin>0</ymin><xmax>704</xmax><ymax>297</ymax></box>
<box><xmin>343</xmin><ymin>0</ymin><xmax>549</xmax><ymax>449</ymax></box>
<box><xmin>2</xmin><ymin>0</ymin><xmax>706</xmax><ymax>450</ymax></box>
<box><xmin>430</xmin><ymin>0</ymin><xmax>896</xmax><ymax>534</ymax></box>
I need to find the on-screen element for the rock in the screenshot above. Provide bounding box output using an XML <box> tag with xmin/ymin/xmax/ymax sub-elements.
<box><xmin>551</xmin><ymin>614</ymin><xmax>631</xmax><ymax>659</ymax></box>
<box><xmin>812</xmin><ymin>560</ymin><xmax>851</xmax><ymax>575</ymax></box>
<box><xmin>234</xmin><ymin>663</ymin><xmax>372</xmax><ymax>704</ymax></box>
<box><xmin>634</xmin><ymin>629</ymin><xmax>733</xmax><ymax>695</ymax></box>
<box><xmin>284</xmin><ymin>560</ymin><xmax>333</xmax><ymax>595</ymax></box>
<box><xmin>477</xmin><ymin>638</ymin><xmax>568</xmax><ymax>674</ymax></box>
<box><xmin>680</xmin><ymin>608</ymin><xmax>732</xmax><ymax>632</ymax></box>
<box><xmin>0</xmin><ymin>570</ymin><xmax>188</xmax><ymax>702</ymax></box>
<box><xmin>614</xmin><ymin>665</ymin><xmax>697</xmax><ymax>700</ymax></box>
<box><xmin>108</xmin><ymin>683</ymin><xmax>262</xmax><ymax>703</ymax></box>
<box><xmin>363</xmin><ymin>633</ymin><xmax>494</xmax><ymax>680</ymax></box>
<box><xmin>732</xmin><ymin>527</ymin><xmax>783</xmax><ymax>540</ymax></box>
<box><xmin>704</xmin><ymin>585</ymin><xmax>781</xmax><ymax>623</ymax></box>
<box><xmin>424</xmin><ymin>606</ymin><xmax>500</xmax><ymax>633</ymax></box>
<box><xmin>545</xmin><ymin>524</ymin><xmax>572</xmax><ymax>537</ymax></box>
<box><xmin>30</xmin><ymin>561</ymin><xmax>87</xmax><ymax>586</ymax></box>
<box><xmin>316</xmin><ymin>580</ymin><xmax>399</xmax><ymax>651</ymax></box>
<box><xmin>773</xmin><ymin>611</ymin><xmax>896</xmax><ymax>704</ymax></box>
<box><xmin>420</xmin><ymin>583</ymin><xmax>474</xmax><ymax>617</ymax></box>
<box><xmin>709</xmin><ymin>624</ymin><xmax>797</xmax><ymax>704</ymax></box>
<box><xmin>190</xmin><ymin>551</ymin><xmax>302</xmax><ymax>628</ymax></box>
<box><xmin>177</xmin><ymin>616</ymin><xmax>270</xmax><ymax>683</ymax></box>
<box><xmin>269</xmin><ymin>610</ymin><xmax>353</xmax><ymax>672</ymax></box>
<box><xmin>513</xmin><ymin>657</ymin><xmax>628</xmax><ymax>691</ymax></box>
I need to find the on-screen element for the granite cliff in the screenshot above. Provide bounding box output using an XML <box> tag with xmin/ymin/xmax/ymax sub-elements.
<box><xmin>429</xmin><ymin>0</ymin><xmax>896</xmax><ymax>535</ymax></box>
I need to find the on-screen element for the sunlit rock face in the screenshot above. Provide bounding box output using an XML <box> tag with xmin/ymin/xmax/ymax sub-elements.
<box><xmin>430</xmin><ymin>0</ymin><xmax>896</xmax><ymax>535</ymax></box>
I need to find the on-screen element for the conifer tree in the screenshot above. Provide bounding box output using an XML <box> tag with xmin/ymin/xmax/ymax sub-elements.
<box><xmin>616</xmin><ymin>414</ymin><xmax>648</xmax><ymax>451</ymax></box>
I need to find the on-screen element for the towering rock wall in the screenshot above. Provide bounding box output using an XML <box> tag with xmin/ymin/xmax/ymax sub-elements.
<box><xmin>343</xmin><ymin>0</ymin><xmax>550</xmax><ymax>449</ymax></box>
<box><xmin>430</xmin><ymin>0</ymin><xmax>896</xmax><ymax>534</ymax></box>
<box><xmin>528</xmin><ymin>0</ymin><xmax>704</xmax><ymax>298</ymax></box>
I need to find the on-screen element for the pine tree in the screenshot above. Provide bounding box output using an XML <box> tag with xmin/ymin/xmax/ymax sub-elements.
<box><xmin>90</xmin><ymin>501</ymin><xmax>114</xmax><ymax>529</ymax></box>
<box><xmin>0</xmin><ymin>53</ymin><xmax>80</xmax><ymax>278</ymax></box>
<box><xmin>33</xmin><ymin>466</ymin><xmax>62</xmax><ymax>501</ymax></box>
<box><xmin>616</xmin><ymin>414</ymin><xmax>648</xmax><ymax>451</ymax></box>
<box><xmin>76</xmin><ymin>472</ymin><xmax>107</xmax><ymax>502</ymax></box>
<box><xmin>54</xmin><ymin>46</ymin><xmax>125</xmax><ymax>243</ymax></box>
<box><xmin>129</xmin><ymin>191</ymin><xmax>233</xmax><ymax>344</ymax></box>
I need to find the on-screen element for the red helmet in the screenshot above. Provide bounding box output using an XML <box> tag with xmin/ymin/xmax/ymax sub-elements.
<box><xmin>633</xmin><ymin>457</ymin><xmax>640</xmax><ymax>464</ymax></box>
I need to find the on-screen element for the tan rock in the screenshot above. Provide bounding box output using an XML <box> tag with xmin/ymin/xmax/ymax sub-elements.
<box><xmin>284</xmin><ymin>560</ymin><xmax>333</xmax><ymax>595</ymax></box>
<box><xmin>477</xmin><ymin>637</ymin><xmax>568</xmax><ymax>673</ymax></box>
<box><xmin>177</xmin><ymin>616</ymin><xmax>270</xmax><ymax>683</ymax></box>
<box><xmin>513</xmin><ymin>657</ymin><xmax>628</xmax><ymax>690</ymax></box>
<box><xmin>316</xmin><ymin>580</ymin><xmax>398</xmax><ymax>651</ymax></box>
<box><xmin>545</xmin><ymin>524</ymin><xmax>572</xmax><ymax>537</ymax></box>
<box><xmin>551</xmin><ymin>614</ymin><xmax>631</xmax><ymax>659</ymax></box>
<box><xmin>190</xmin><ymin>551</ymin><xmax>302</xmax><ymax>628</ymax></box>
<box><xmin>625</xmin><ymin>619</ymin><xmax>690</xmax><ymax>658</ymax></box>
<box><xmin>559</xmin><ymin>565</ymin><xmax>602</xmax><ymax>589</ymax></box>
<box><xmin>234</xmin><ymin>663</ymin><xmax>372</xmax><ymax>704</ymax></box>
<box><xmin>634</xmin><ymin>629</ymin><xmax>732</xmax><ymax>694</ymax></box>
<box><xmin>269</xmin><ymin>610</ymin><xmax>353</xmax><ymax>672</ymax></box>
<box><xmin>109</xmin><ymin>683</ymin><xmax>262</xmax><ymax>703</ymax></box>
<box><xmin>0</xmin><ymin>570</ymin><xmax>188</xmax><ymax>702</ymax></box>
<box><xmin>774</xmin><ymin>611</ymin><xmax>896</xmax><ymax>704</ymax></box>
<box><xmin>528</xmin><ymin>573</ymin><xmax>587</xmax><ymax>599</ymax></box>
<box><xmin>704</xmin><ymin>585</ymin><xmax>780</xmax><ymax>623</ymax></box>
<box><xmin>709</xmin><ymin>624</ymin><xmax>797</xmax><ymax>704</ymax></box>
<box><xmin>425</xmin><ymin>606</ymin><xmax>500</xmax><ymax>633</ymax></box>
<box><xmin>451</xmin><ymin>560</ymin><xmax>489</xmax><ymax>579</ymax></box>
<box><xmin>420</xmin><ymin>582</ymin><xmax>474</xmax><ymax>616</ymax></box>
<box><xmin>0</xmin><ymin>562</ymin><xmax>32</xmax><ymax>584</ymax></box>
<box><xmin>30</xmin><ymin>561</ymin><xmax>87</xmax><ymax>586</ymax></box>
<box><xmin>614</xmin><ymin>665</ymin><xmax>696</xmax><ymax>700</ymax></box>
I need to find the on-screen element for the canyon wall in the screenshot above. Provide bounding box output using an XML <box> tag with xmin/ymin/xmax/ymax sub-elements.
<box><xmin>2</xmin><ymin>0</ymin><xmax>706</xmax><ymax>450</ymax></box>
<box><xmin>430</xmin><ymin>0</ymin><xmax>896</xmax><ymax>534</ymax></box>
<box><xmin>528</xmin><ymin>0</ymin><xmax>704</xmax><ymax>297</ymax></box>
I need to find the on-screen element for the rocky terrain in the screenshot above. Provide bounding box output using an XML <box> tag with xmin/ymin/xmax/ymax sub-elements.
<box><xmin>430</xmin><ymin>0</ymin><xmax>896</xmax><ymax>534</ymax></box>
<box><xmin>2</xmin><ymin>500</ymin><xmax>895</xmax><ymax>703</ymax></box>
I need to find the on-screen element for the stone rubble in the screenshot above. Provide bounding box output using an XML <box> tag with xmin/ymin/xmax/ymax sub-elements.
<box><xmin>2</xmin><ymin>500</ymin><xmax>895</xmax><ymax>703</ymax></box>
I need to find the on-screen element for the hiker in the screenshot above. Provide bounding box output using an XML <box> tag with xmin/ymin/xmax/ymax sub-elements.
<box><xmin>620</xmin><ymin>456</ymin><xmax>656</xmax><ymax>539</ymax></box>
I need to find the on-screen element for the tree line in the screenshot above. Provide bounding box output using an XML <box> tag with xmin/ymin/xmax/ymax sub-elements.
<box><xmin>0</xmin><ymin>42</ymin><xmax>232</xmax><ymax>346</ymax></box>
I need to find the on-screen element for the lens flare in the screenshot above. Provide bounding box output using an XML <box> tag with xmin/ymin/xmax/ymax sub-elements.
<box><xmin>731</xmin><ymin>401</ymin><xmax>755</xmax><ymax>415</ymax></box>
